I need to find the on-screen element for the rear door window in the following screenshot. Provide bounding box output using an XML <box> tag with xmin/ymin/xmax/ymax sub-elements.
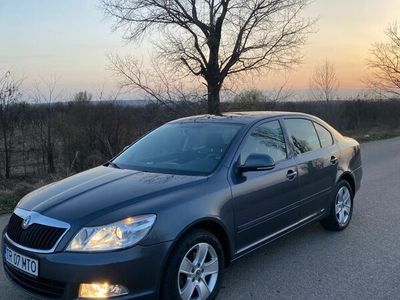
<box><xmin>284</xmin><ymin>119</ymin><xmax>321</xmax><ymax>154</ymax></box>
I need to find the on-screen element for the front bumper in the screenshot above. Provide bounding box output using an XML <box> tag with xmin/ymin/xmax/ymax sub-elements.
<box><xmin>2</xmin><ymin>233</ymin><xmax>172</xmax><ymax>300</ymax></box>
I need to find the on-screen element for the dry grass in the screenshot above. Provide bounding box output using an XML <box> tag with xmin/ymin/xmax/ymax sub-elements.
<box><xmin>348</xmin><ymin>128</ymin><xmax>400</xmax><ymax>142</ymax></box>
<box><xmin>0</xmin><ymin>178</ymin><xmax>58</xmax><ymax>214</ymax></box>
<box><xmin>0</xmin><ymin>192</ymin><xmax>19</xmax><ymax>214</ymax></box>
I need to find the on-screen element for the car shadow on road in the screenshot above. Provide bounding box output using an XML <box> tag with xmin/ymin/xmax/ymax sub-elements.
<box><xmin>217</xmin><ymin>222</ymin><xmax>352</xmax><ymax>300</ymax></box>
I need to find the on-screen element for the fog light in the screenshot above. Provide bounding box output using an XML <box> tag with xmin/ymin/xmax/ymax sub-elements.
<box><xmin>79</xmin><ymin>282</ymin><xmax>129</xmax><ymax>298</ymax></box>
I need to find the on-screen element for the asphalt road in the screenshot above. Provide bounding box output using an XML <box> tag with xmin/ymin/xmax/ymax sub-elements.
<box><xmin>1</xmin><ymin>137</ymin><xmax>400</xmax><ymax>300</ymax></box>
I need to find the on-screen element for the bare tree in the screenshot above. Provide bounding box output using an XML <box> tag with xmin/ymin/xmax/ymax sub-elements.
<box><xmin>0</xmin><ymin>70</ymin><xmax>22</xmax><ymax>178</ymax></box>
<box><xmin>367</xmin><ymin>23</ymin><xmax>400</xmax><ymax>97</ymax></box>
<box><xmin>33</xmin><ymin>77</ymin><xmax>62</xmax><ymax>174</ymax></box>
<box><xmin>232</xmin><ymin>81</ymin><xmax>292</xmax><ymax>105</ymax></box>
<box><xmin>310</xmin><ymin>59</ymin><xmax>339</xmax><ymax>102</ymax></box>
<box><xmin>73</xmin><ymin>91</ymin><xmax>93</xmax><ymax>103</ymax></box>
<box><xmin>233</xmin><ymin>89</ymin><xmax>266</xmax><ymax>105</ymax></box>
<box><xmin>108</xmin><ymin>55</ymin><xmax>205</xmax><ymax>115</ymax></box>
<box><xmin>102</xmin><ymin>0</ymin><xmax>314</xmax><ymax>114</ymax></box>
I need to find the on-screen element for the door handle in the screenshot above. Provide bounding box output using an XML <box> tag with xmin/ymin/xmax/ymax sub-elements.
<box><xmin>330</xmin><ymin>156</ymin><xmax>338</xmax><ymax>165</ymax></box>
<box><xmin>286</xmin><ymin>170</ymin><xmax>298</xmax><ymax>180</ymax></box>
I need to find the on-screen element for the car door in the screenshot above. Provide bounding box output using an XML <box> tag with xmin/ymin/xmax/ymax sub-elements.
<box><xmin>230</xmin><ymin>119</ymin><xmax>301</xmax><ymax>253</ymax></box>
<box><xmin>283</xmin><ymin>118</ymin><xmax>339</xmax><ymax>219</ymax></box>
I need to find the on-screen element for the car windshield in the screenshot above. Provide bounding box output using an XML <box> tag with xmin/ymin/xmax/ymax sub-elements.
<box><xmin>113</xmin><ymin>122</ymin><xmax>243</xmax><ymax>175</ymax></box>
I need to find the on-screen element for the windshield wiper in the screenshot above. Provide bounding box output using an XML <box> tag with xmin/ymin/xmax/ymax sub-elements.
<box><xmin>107</xmin><ymin>161</ymin><xmax>121</xmax><ymax>169</ymax></box>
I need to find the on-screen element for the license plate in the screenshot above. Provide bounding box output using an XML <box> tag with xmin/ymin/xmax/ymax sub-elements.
<box><xmin>4</xmin><ymin>246</ymin><xmax>39</xmax><ymax>277</ymax></box>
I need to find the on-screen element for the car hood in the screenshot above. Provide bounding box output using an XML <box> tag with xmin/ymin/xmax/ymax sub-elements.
<box><xmin>17</xmin><ymin>166</ymin><xmax>207</xmax><ymax>224</ymax></box>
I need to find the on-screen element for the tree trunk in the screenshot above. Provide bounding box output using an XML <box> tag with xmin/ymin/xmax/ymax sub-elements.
<box><xmin>207</xmin><ymin>81</ymin><xmax>221</xmax><ymax>115</ymax></box>
<box><xmin>206</xmin><ymin>32</ymin><xmax>222</xmax><ymax>115</ymax></box>
<box><xmin>4</xmin><ymin>135</ymin><xmax>10</xmax><ymax>179</ymax></box>
<box><xmin>47</xmin><ymin>146</ymin><xmax>55</xmax><ymax>173</ymax></box>
<box><xmin>0</xmin><ymin>119</ymin><xmax>10</xmax><ymax>178</ymax></box>
<box><xmin>46</xmin><ymin>110</ymin><xmax>56</xmax><ymax>174</ymax></box>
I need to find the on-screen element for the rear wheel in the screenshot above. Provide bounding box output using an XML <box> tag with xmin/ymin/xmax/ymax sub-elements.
<box><xmin>162</xmin><ymin>229</ymin><xmax>224</xmax><ymax>300</ymax></box>
<box><xmin>321</xmin><ymin>180</ymin><xmax>353</xmax><ymax>231</ymax></box>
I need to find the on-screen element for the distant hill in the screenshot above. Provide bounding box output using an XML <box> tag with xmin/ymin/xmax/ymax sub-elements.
<box><xmin>94</xmin><ymin>99</ymin><xmax>154</xmax><ymax>106</ymax></box>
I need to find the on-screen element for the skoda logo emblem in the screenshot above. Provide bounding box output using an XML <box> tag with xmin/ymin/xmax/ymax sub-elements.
<box><xmin>22</xmin><ymin>215</ymin><xmax>32</xmax><ymax>230</ymax></box>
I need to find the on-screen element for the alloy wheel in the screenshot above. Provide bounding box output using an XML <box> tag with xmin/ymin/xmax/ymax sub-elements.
<box><xmin>335</xmin><ymin>186</ymin><xmax>352</xmax><ymax>225</ymax></box>
<box><xmin>178</xmin><ymin>242</ymin><xmax>219</xmax><ymax>300</ymax></box>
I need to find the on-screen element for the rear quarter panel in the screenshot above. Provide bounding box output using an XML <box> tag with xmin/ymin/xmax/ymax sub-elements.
<box><xmin>337</xmin><ymin>137</ymin><xmax>363</xmax><ymax>193</ymax></box>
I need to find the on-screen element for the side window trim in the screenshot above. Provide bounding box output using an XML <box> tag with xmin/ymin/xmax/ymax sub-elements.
<box><xmin>312</xmin><ymin>121</ymin><xmax>323</xmax><ymax>148</ymax></box>
<box><xmin>278</xmin><ymin>118</ymin><xmax>293</xmax><ymax>160</ymax></box>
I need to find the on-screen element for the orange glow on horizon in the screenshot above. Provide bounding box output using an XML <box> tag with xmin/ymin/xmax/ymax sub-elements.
<box><xmin>2</xmin><ymin>0</ymin><xmax>400</xmax><ymax>93</ymax></box>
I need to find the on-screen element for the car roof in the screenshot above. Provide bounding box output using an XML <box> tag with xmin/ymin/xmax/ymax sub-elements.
<box><xmin>169</xmin><ymin>111</ymin><xmax>312</xmax><ymax>125</ymax></box>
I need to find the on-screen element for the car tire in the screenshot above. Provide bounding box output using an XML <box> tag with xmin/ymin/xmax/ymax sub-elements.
<box><xmin>162</xmin><ymin>229</ymin><xmax>225</xmax><ymax>300</ymax></box>
<box><xmin>321</xmin><ymin>180</ymin><xmax>354</xmax><ymax>231</ymax></box>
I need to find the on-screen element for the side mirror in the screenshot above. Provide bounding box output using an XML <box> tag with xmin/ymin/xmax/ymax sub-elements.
<box><xmin>238</xmin><ymin>154</ymin><xmax>275</xmax><ymax>173</ymax></box>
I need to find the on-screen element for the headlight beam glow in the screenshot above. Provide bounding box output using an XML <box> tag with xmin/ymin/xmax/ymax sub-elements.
<box><xmin>67</xmin><ymin>215</ymin><xmax>156</xmax><ymax>252</ymax></box>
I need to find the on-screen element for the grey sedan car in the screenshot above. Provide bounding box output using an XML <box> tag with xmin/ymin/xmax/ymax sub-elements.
<box><xmin>2</xmin><ymin>112</ymin><xmax>362</xmax><ymax>300</ymax></box>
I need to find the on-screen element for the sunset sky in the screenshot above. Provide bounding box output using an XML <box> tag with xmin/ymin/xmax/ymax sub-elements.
<box><xmin>1</xmin><ymin>0</ymin><xmax>400</xmax><ymax>99</ymax></box>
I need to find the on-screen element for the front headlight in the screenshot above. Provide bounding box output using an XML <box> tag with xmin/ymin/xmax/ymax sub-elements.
<box><xmin>67</xmin><ymin>215</ymin><xmax>156</xmax><ymax>252</ymax></box>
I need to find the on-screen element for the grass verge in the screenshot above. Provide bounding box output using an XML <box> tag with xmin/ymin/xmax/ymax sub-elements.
<box><xmin>0</xmin><ymin>179</ymin><xmax>54</xmax><ymax>215</ymax></box>
<box><xmin>345</xmin><ymin>129</ymin><xmax>400</xmax><ymax>143</ymax></box>
<box><xmin>0</xmin><ymin>193</ymin><xmax>19</xmax><ymax>215</ymax></box>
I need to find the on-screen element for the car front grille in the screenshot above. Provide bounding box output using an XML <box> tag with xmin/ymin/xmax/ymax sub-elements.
<box><xmin>4</xmin><ymin>263</ymin><xmax>66</xmax><ymax>299</ymax></box>
<box><xmin>6</xmin><ymin>213</ymin><xmax>66</xmax><ymax>251</ymax></box>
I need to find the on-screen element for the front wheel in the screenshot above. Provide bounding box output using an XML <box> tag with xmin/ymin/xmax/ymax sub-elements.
<box><xmin>321</xmin><ymin>180</ymin><xmax>354</xmax><ymax>231</ymax></box>
<box><xmin>162</xmin><ymin>229</ymin><xmax>224</xmax><ymax>300</ymax></box>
